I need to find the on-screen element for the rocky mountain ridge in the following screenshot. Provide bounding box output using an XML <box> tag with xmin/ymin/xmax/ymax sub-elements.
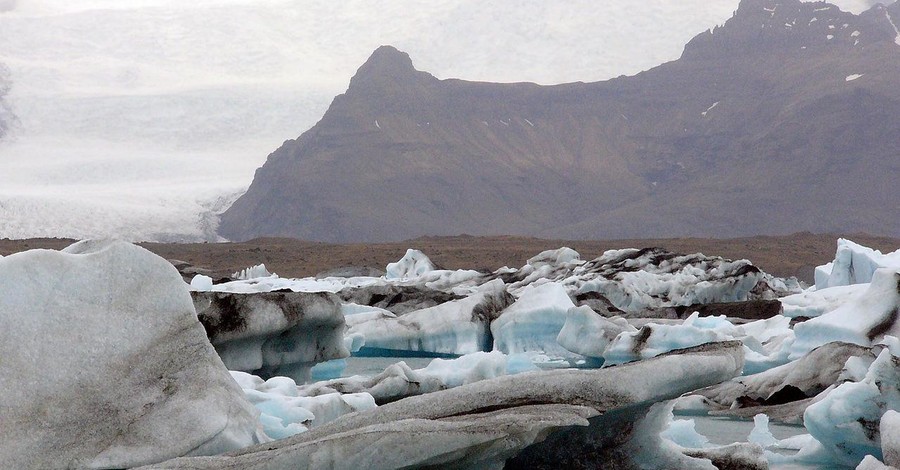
<box><xmin>219</xmin><ymin>0</ymin><xmax>900</xmax><ymax>243</ymax></box>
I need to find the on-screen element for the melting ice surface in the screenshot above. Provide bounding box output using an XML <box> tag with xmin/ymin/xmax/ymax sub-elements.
<box><xmin>200</xmin><ymin>239</ymin><xmax>900</xmax><ymax>468</ymax></box>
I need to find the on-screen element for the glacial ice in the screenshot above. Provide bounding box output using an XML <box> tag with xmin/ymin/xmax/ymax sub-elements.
<box><xmin>347</xmin><ymin>288</ymin><xmax>513</xmax><ymax>356</ymax></box>
<box><xmin>791</xmin><ymin>267</ymin><xmax>900</xmax><ymax>359</ymax></box>
<box><xmin>803</xmin><ymin>348</ymin><xmax>900</xmax><ymax>466</ymax></box>
<box><xmin>883</xmin><ymin>410</ymin><xmax>900</xmax><ymax>468</ymax></box>
<box><xmin>491</xmin><ymin>282</ymin><xmax>575</xmax><ymax>357</ymax></box>
<box><xmin>385</xmin><ymin>248</ymin><xmax>436</xmax><ymax>279</ymax></box>
<box><xmin>780</xmin><ymin>282</ymin><xmax>868</xmax><ymax>318</ymax></box>
<box><xmin>815</xmin><ymin>238</ymin><xmax>900</xmax><ymax>290</ymax></box>
<box><xmin>192</xmin><ymin>290</ymin><xmax>350</xmax><ymax>382</ymax></box>
<box><xmin>297</xmin><ymin>351</ymin><xmax>538</xmax><ymax>405</ymax></box>
<box><xmin>0</xmin><ymin>240</ymin><xmax>264</xmax><ymax>468</ymax></box>
<box><xmin>697</xmin><ymin>341</ymin><xmax>875</xmax><ymax>424</ymax></box>
<box><xmin>233</xmin><ymin>263</ymin><xmax>274</xmax><ymax>280</ymax></box>
<box><xmin>230</xmin><ymin>371</ymin><xmax>376</xmax><ymax>440</ymax></box>
<box><xmin>149</xmin><ymin>342</ymin><xmax>746</xmax><ymax>469</ymax></box>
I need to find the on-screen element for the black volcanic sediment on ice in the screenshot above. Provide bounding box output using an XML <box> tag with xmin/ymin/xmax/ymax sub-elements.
<box><xmin>219</xmin><ymin>0</ymin><xmax>900</xmax><ymax>243</ymax></box>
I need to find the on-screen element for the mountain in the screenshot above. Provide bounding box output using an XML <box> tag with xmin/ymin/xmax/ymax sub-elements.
<box><xmin>219</xmin><ymin>0</ymin><xmax>900</xmax><ymax>243</ymax></box>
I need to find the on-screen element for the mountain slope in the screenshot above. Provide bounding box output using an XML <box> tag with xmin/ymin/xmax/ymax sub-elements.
<box><xmin>219</xmin><ymin>0</ymin><xmax>900</xmax><ymax>243</ymax></box>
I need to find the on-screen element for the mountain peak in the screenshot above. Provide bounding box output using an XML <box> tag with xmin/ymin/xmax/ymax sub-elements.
<box><xmin>682</xmin><ymin>0</ymin><xmax>900</xmax><ymax>60</ymax></box>
<box><xmin>347</xmin><ymin>45</ymin><xmax>432</xmax><ymax>93</ymax></box>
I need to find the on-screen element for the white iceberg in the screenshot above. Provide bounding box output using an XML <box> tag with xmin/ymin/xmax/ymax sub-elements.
<box><xmin>791</xmin><ymin>268</ymin><xmax>900</xmax><ymax>359</ymax></box>
<box><xmin>815</xmin><ymin>239</ymin><xmax>900</xmax><ymax>290</ymax></box>
<box><xmin>385</xmin><ymin>248</ymin><xmax>437</xmax><ymax>279</ymax></box>
<box><xmin>0</xmin><ymin>240</ymin><xmax>264</xmax><ymax>469</ymax></box>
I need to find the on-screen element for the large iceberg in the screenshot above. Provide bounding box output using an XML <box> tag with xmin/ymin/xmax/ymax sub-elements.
<box><xmin>0</xmin><ymin>240</ymin><xmax>265</xmax><ymax>468</ymax></box>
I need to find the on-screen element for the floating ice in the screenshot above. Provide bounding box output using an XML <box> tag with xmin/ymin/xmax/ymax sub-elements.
<box><xmin>151</xmin><ymin>342</ymin><xmax>745</xmax><ymax>469</ymax></box>
<box><xmin>0</xmin><ymin>240</ymin><xmax>264</xmax><ymax>468</ymax></box>
<box><xmin>749</xmin><ymin>414</ymin><xmax>779</xmax><ymax>448</ymax></box>
<box><xmin>792</xmin><ymin>268</ymin><xmax>900</xmax><ymax>359</ymax></box>
<box><xmin>804</xmin><ymin>349</ymin><xmax>900</xmax><ymax>466</ymax></box>
<box><xmin>230</xmin><ymin>371</ymin><xmax>376</xmax><ymax>440</ymax></box>
<box><xmin>697</xmin><ymin>341</ymin><xmax>875</xmax><ymax>424</ymax></box>
<box><xmin>385</xmin><ymin>248</ymin><xmax>436</xmax><ymax>279</ymax></box>
<box><xmin>192</xmin><ymin>290</ymin><xmax>350</xmax><ymax>382</ymax></box>
<box><xmin>781</xmin><ymin>283</ymin><xmax>867</xmax><ymax>318</ymax></box>
<box><xmin>297</xmin><ymin>351</ymin><xmax>538</xmax><ymax>404</ymax></box>
<box><xmin>232</xmin><ymin>263</ymin><xmax>274</xmax><ymax>280</ymax></box>
<box><xmin>815</xmin><ymin>239</ymin><xmax>900</xmax><ymax>290</ymax></box>
<box><xmin>347</xmin><ymin>289</ymin><xmax>513</xmax><ymax>356</ymax></box>
<box><xmin>491</xmin><ymin>282</ymin><xmax>575</xmax><ymax>357</ymax></box>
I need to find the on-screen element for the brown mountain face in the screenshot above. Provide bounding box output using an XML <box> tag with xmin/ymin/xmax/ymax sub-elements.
<box><xmin>219</xmin><ymin>0</ymin><xmax>900</xmax><ymax>243</ymax></box>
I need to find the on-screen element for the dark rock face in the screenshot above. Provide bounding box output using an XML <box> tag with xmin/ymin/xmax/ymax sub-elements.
<box><xmin>219</xmin><ymin>1</ymin><xmax>900</xmax><ymax>243</ymax></box>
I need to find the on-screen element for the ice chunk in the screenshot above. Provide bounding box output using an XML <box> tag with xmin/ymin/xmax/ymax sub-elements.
<box><xmin>0</xmin><ymin>240</ymin><xmax>264</xmax><ymax>468</ymax></box>
<box><xmin>804</xmin><ymin>349</ymin><xmax>900</xmax><ymax>466</ymax></box>
<box><xmin>602</xmin><ymin>313</ymin><xmax>730</xmax><ymax>365</ymax></box>
<box><xmin>385</xmin><ymin>248</ymin><xmax>436</xmax><ymax>279</ymax></box>
<box><xmin>697</xmin><ymin>342</ymin><xmax>874</xmax><ymax>423</ymax></box>
<box><xmin>192</xmin><ymin>290</ymin><xmax>349</xmax><ymax>382</ymax></box>
<box><xmin>298</xmin><ymin>351</ymin><xmax>538</xmax><ymax>404</ymax></box>
<box><xmin>231</xmin><ymin>371</ymin><xmax>376</xmax><ymax>439</ymax></box>
<box><xmin>749</xmin><ymin>414</ymin><xmax>779</xmax><ymax>448</ymax></box>
<box><xmin>781</xmin><ymin>283</ymin><xmax>868</xmax><ymax>318</ymax></box>
<box><xmin>189</xmin><ymin>273</ymin><xmax>214</xmax><ymax>291</ymax></box>
<box><xmin>348</xmin><ymin>289</ymin><xmax>513</xmax><ymax>356</ymax></box>
<box><xmin>792</xmin><ymin>268</ymin><xmax>900</xmax><ymax>358</ymax></box>
<box><xmin>815</xmin><ymin>239</ymin><xmax>900</xmax><ymax>290</ymax></box>
<box><xmin>556</xmin><ymin>305</ymin><xmax>635</xmax><ymax>358</ymax></box>
<box><xmin>491</xmin><ymin>282</ymin><xmax>575</xmax><ymax>357</ymax></box>
<box><xmin>883</xmin><ymin>410</ymin><xmax>900</xmax><ymax>468</ymax></box>
<box><xmin>232</xmin><ymin>263</ymin><xmax>274</xmax><ymax>280</ymax></box>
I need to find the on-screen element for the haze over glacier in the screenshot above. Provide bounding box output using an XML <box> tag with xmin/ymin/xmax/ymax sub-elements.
<box><xmin>0</xmin><ymin>0</ymin><xmax>894</xmax><ymax>241</ymax></box>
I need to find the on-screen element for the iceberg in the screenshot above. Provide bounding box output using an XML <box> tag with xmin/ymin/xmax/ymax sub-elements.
<box><xmin>791</xmin><ymin>267</ymin><xmax>900</xmax><ymax>359</ymax></box>
<box><xmin>815</xmin><ymin>239</ymin><xmax>900</xmax><ymax>290</ymax></box>
<box><xmin>0</xmin><ymin>240</ymin><xmax>264</xmax><ymax>469</ymax></box>
<box><xmin>148</xmin><ymin>342</ymin><xmax>746</xmax><ymax>469</ymax></box>
<box><xmin>491</xmin><ymin>282</ymin><xmax>575</xmax><ymax>357</ymax></box>
<box><xmin>192</xmin><ymin>290</ymin><xmax>350</xmax><ymax>382</ymax></box>
<box><xmin>696</xmin><ymin>341</ymin><xmax>875</xmax><ymax>423</ymax></box>
<box><xmin>297</xmin><ymin>351</ymin><xmax>538</xmax><ymax>405</ymax></box>
<box><xmin>385</xmin><ymin>248</ymin><xmax>437</xmax><ymax>279</ymax></box>
<box><xmin>231</xmin><ymin>371</ymin><xmax>376</xmax><ymax>440</ymax></box>
<box><xmin>803</xmin><ymin>348</ymin><xmax>900</xmax><ymax>467</ymax></box>
<box><xmin>347</xmin><ymin>288</ymin><xmax>513</xmax><ymax>356</ymax></box>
